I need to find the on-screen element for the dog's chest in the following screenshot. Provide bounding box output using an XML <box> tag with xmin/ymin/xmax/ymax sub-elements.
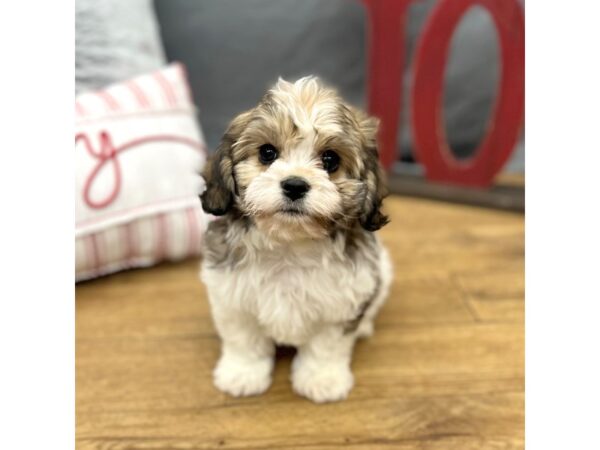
<box><xmin>213</xmin><ymin>241</ymin><xmax>376</xmax><ymax>345</ymax></box>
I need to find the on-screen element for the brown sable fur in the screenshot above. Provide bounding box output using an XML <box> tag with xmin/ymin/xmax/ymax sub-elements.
<box><xmin>200</xmin><ymin>80</ymin><xmax>388</xmax><ymax>233</ymax></box>
<box><xmin>198</xmin><ymin>78</ymin><xmax>393</xmax><ymax>404</ymax></box>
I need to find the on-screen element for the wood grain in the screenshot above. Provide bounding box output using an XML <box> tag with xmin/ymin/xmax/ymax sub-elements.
<box><xmin>76</xmin><ymin>196</ymin><xmax>524</xmax><ymax>449</ymax></box>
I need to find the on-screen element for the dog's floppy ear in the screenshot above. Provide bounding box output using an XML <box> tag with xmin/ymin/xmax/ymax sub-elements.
<box><xmin>200</xmin><ymin>110</ymin><xmax>252</xmax><ymax>215</ymax></box>
<box><xmin>355</xmin><ymin>111</ymin><xmax>390</xmax><ymax>231</ymax></box>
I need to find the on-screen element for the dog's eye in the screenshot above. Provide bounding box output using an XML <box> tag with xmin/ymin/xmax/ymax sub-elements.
<box><xmin>321</xmin><ymin>150</ymin><xmax>340</xmax><ymax>173</ymax></box>
<box><xmin>259</xmin><ymin>144</ymin><xmax>278</xmax><ymax>164</ymax></box>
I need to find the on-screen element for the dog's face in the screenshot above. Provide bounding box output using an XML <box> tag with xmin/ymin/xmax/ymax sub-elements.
<box><xmin>201</xmin><ymin>77</ymin><xmax>388</xmax><ymax>241</ymax></box>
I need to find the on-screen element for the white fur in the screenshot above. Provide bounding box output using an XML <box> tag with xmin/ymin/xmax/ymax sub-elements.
<box><xmin>201</xmin><ymin>77</ymin><xmax>392</xmax><ymax>403</ymax></box>
<box><xmin>242</xmin><ymin>129</ymin><xmax>342</xmax><ymax>230</ymax></box>
<box><xmin>201</xmin><ymin>229</ymin><xmax>392</xmax><ymax>403</ymax></box>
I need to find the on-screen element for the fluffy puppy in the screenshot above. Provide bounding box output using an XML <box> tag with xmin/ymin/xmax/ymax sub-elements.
<box><xmin>200</xmin><ymin>77</ymin><xmax>392</xmax><ymax>403</ymax></box>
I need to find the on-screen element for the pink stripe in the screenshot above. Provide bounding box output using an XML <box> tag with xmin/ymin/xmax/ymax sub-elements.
<box><xmin>120</xmin><ymin>225</ymin><xmax>127</xmax><ymax>259</ymax></box>
<box><xmin>154</xmin><ymin>72</ymin><xmax>177</xmax><ymax>107</ymax></box>
<box><xmin>76</xmin><ymin>194</ymin><xmax>198</xmax><ymax>229</ymax></box>
<box><xmin>155</xmin><ymin>214</ymin><xmax>169</xmax><ymax>260</ymax></box>
<box><xmin>75</xmin><ymin>101</ymin><xmax>87</xmax><ymax>117</ymax></box>
<box><xmin>127</xmin><ymin>80</ymin><xmax>151</xmax><ymax>109</ymax></box>
<box><xmin>74</xmin><ymin>109</ymin><xmax>201</xmax><ymax>127</ymax></box>
<box><xmin>87</xmin><ymin>234</ymin><xmax>100</xmax><ymax>270</ymax></box>
<box><xmin>129</xmin><ymin>222</ymin><xmax>138</xmax><ymax>260</ymax></box>
<box><xmin>120</xmin><ymin>223</ymin><xmax>134</xmax><ymax>263</ymax></box>
<box><xmin>186</xmin><ymin>207</ymin><xmax>199</xmax><ymax>256</ymax></box>
<box><xmin>175</xmin><ymin>63</ymin><xmax>194</xmax><ymax>105</ymax></box>
<box><xmin>125</xmin><ymin>223</ymin><xmax>133</xmax><ymax>260</ymax></box>
<box><xmin>82</xmin><ymin>237</ymin><xmax>91</xmax><ymax>270</ymax></box>
<box><xmin>98</xmin><ymin>91</ymin><xmax>120</xmax><ymax>112</ymax></box>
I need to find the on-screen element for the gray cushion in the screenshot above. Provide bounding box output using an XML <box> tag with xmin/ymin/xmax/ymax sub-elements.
<box><xmin>76</xmin><ymin>0</ymin><xmax>166</xmax><ymax>94</ymax></box>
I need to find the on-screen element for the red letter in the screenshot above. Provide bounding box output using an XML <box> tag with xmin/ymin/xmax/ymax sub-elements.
<box><xmin>362</xmin><ymin>0</ymin><xmax>417</xmax><ymax>169</ymax></box>
<box><xmin>411</xmin><ymin>0</ymin><xmax>524</xmax><ymax>186</ymax></box>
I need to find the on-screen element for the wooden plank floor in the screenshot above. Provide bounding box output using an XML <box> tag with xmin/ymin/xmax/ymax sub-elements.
<box><xmin>76</xmin><ymin>195</ymin><xmax>524</xmax><ymax>450</ymax></box>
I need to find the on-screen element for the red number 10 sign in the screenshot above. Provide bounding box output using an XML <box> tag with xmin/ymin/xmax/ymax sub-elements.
<box><xmin>363</xmin><ymin>0</ymin><xmax>525</xmax><ymax>187</ymax></box>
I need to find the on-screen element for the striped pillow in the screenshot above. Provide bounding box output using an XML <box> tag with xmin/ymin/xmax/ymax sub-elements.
<box><xmin>75</xmin><ymin>63</ymin><xmax>210</xmax><ymax>282</ymax></box>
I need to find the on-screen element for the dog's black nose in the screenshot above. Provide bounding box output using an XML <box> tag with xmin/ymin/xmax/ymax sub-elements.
<box><xmin>281</xmin><ymin>177</ymin><xmax>311</xmax><ymax>201</ymax></box>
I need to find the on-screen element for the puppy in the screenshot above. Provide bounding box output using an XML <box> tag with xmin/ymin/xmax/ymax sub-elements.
<box><xmin>200</xmin><ymin>77</ymin><xmax>392</xmax><ymax>403</ymax></box>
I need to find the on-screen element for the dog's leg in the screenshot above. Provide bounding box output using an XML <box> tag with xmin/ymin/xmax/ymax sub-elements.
<box><xmin>291</xmin><ymin>326</ymin><xmax>356</xmax><ymax>403</ymax></box>
<box><xmin>357</xmin><ymin>245</ymin><xmax>393</xmax><ymax>339</ymax></box>
<box><xmin>212</xmin><ymin>309</ymin><xmax>275</xmax><ymax>397</ymax></box>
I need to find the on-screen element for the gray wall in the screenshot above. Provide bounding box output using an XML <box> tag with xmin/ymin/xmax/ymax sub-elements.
<box><xmin>151</xmin><ymin>1</ymin><xmax>524</xmax><ymax>170</ymax></box>
<box><xmin>154</xmin><ymin>0</ymin><xmax>367</xmax><ymax>150</ymax></box>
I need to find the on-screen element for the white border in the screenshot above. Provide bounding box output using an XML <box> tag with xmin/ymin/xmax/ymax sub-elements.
<box><xmin>0</xmin><ymin>1</ymin><xmax>74</xmax><ymax>449</ymax></box>
<box><xmin>2</xmin><ymin>1</ymin><xmax>600</xmax><ymax>449</ymax></box>
<box><xmin>526</xmin><ymin>1</ymin><xmax>600</xmax><ymax>449</ymax></box>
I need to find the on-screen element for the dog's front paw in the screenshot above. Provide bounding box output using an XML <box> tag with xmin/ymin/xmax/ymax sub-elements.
<box><xmin>291</xmin><ymin>360</ymin><xmax>354</xmax><ymax>403</ymax></box>
<box><xmin>213</xmin><ymin>354</ymin><xmax>273</xmax><ymax>397</ymax></box>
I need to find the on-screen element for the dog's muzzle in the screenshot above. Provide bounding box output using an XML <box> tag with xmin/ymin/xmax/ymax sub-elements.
<box><xmin>280</xmin><ymin>177</ymin><xmax>311</xmax><ymax>201</ymax></box>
